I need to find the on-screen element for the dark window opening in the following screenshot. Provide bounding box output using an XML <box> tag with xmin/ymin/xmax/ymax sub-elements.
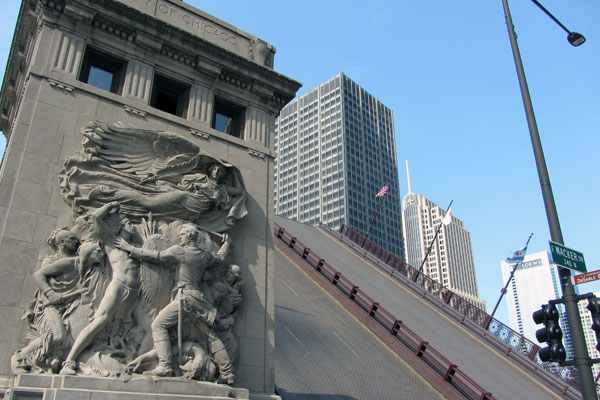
<box><xmin>213</xmin><ymin>98</ymin><xmax>245</xmax><ymax>138</ymax></box>
<box><xmin>150</xmin><ymin>75</ymin><xmax>188</xmax><ymax>117</ymax></box>
<box><xmin>79</xmin><ymin>47</ymin><xmax>125</xmax><ymax>94</ymax></box>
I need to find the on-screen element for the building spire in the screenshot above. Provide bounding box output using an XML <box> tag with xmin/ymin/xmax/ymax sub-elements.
<box><xmin>406</xmin><ymin>160</ymin><xmax>412</xmax><ymax>194</ymax></box>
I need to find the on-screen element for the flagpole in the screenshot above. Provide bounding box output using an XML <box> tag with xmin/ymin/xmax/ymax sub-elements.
<box><xmin>361</xmin><ymin>184</ymin><xmax>389</xmax><ymax>250</ymax></box>
<box><xmin>361</xmin><ymin>195</ymin><xmax>386</xmax><ymax>258</ymax></box>
<box><xmin>488</xmin><ymin>233</ymin><xmax>534</xmax><ymax>321</ymax></box>
<box><xmin>413</xmin><ymin>200</ymin><xmax>453</xmax><ymax>282</ymax></box>
<box><xmin>363</xmin><ymin>195</ymin><xmax>385</xmax><ymax>244</ymax></box>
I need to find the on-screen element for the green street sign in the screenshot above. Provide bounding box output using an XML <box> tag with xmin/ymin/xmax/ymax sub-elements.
<box><xmin>549</xmin><ymin>241</ymin><xmax>586</xmax><ymax>273</ymax></box>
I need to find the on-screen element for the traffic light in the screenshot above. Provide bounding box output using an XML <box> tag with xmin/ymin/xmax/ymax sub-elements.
<box><xmin>532</xmin><ymin>303</ymin><xmax>566</xmax><ymax>363</ymax></box>
<box><xmin>586</xmin><ymin>296</ymin><xmax>600</xmax><ymax>352</ymax></box>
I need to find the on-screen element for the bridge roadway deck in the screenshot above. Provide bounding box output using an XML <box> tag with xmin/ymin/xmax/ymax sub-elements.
<box><xmin>274</xmin><ymin>245</ymin><xmax>444</xmax><ymax>400</ymax></box>
<box><xmin>274</xmin><ymin>216</ymin><xmax>563</xmax><ymax>400</ymax></box>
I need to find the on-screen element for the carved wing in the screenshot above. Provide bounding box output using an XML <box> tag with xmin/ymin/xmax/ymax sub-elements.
<box><xmin>82</xmin><ymin>122</ymin><xmax>202</xmax><ymax>182</ymax></box>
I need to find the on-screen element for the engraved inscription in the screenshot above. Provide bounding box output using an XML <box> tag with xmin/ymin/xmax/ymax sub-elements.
<box><xmin>157</xmin><ymin>2</ymin><xmax>240</xmax><ymax>47</ymax></box>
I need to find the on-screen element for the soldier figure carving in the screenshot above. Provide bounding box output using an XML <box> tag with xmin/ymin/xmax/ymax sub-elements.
<box><xmin>115</xmin><ymin>224</ymin><xmax>234</xmax><ymax>382</ymax></box>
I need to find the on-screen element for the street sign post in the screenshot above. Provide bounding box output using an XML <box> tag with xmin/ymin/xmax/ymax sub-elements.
<box><xmin>550</xmin><ymin>241</ymin><xmax>586</xmax><ymax>273</ymax></box>
<box><xmin>572</xmin><ymin>270</ymin><xmax>600</xmax><ymax>286</ymax></box>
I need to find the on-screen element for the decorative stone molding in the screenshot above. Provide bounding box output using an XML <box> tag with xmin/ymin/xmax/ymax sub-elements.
<box><xmin>2</xmin><ymin>75</ymin><xmax>30</xmax><ymax>139</ymax></box>
<box><xmin>135</xmin><ymin>31</ymin><xmax>162</xmax><ymax>52</ymax></box>
<box><xmin>190</xmin><ymin>128</ymin><xmax>210</xmax><ymax>140</ymax></box>
<box><xmin>52</xmin><ymin>31</ymin><xmax>85</xmax><ymax>78</ymax></box>
<box><xmin>47</xmin><ymin>78</ymin><xmax>74</xmax><ymax>92</ymax></box>
<box><xmin>247</xmin><ymin>149</ymin><xmax>266</xmax><ymax>160</ymax></box>
<box><xmin>194</xmin><ymin>58</ymin><xmax>221</xmax><ymax>76</ymax></box>
<box><xmin>123</xmin><ymin>59</ymin><xmax>153</xmax><ymax>103</ymax></box>
<box><xmin>40</xmin><ymin>0</ymin><xmax>65</xmax><ymax>13</ymax></box>
<box><xmin>64</xmin><ymin>3</ymin><xmax>95</xmax><ymax>24</ymax></box>
<box><xmin>271</xmin><ymin>93</ymin><xmax>288</xmax><ymax>107</ymax></box>
<box><xmin>251</xmin><ymin>83</ymin><xmax>273</xmax><ymax>99</ymax></box>
<box><xmin>219</xmin><ymin>72</ymin><xmax>249</xmax><ymax>91</ymax></box>
<box><xmin>161</xmin><ymin>45</ymin><xmax>197</xmax><ymax>68</ymax></box>
<box><xmin>123</xmin><ymin>105</ymin><xmax>147</xmax><ymax>118</ymax></box>
<box><xmin>248</xmin><ymin>39</ymin><xmax>275</xmax><ymax>69</ymax></box>
<box><xmin>93</xmin><ymin>17</ymin><xmax>135</xmax><ymax>42</ymax></box>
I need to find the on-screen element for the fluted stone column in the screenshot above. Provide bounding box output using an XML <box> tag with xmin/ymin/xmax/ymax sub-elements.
<box><xmin>244</xmin><ymin>107</ymin><xmax>272</xmax><ymax>146</ymax></box>
<box><xmin>187</xmin><ymin>83</ymin><xmax>213</xmax><ymax>125</ymax></box>
<box><xmin>123</xmin><ymin>59</ymin><xmax>153</xmax><ymax>103</ymax></box>
<box><xmin>52</xmin><ymin>32</ymin><xmax>85</xmax><ymax>77</ymax></box>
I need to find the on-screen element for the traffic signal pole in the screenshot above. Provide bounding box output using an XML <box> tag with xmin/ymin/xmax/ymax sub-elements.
<box><xmin>501</xmin><ymin>1</ymin><xmax>596</xmax><ymax>398</ymax></box>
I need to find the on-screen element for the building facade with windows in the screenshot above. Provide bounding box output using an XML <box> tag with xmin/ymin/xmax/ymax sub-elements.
<box><xmin>500</xmin><ymin>251</ymin><xmax>574</xmax><ymax>358</ymax></box>
<box><xmin>274</xmin><ymin>73</ymin><xmax>404</xmax><ymax>258</ymax></box>
<box><xmin>577</xmin><ymin>293</ymin><xmax>600</xmax><ymax>385</ymax></box>
<box><xmin>402</xmin><ymin>193</ymin><xmax>484</xmax><ymax>310</ymax></box>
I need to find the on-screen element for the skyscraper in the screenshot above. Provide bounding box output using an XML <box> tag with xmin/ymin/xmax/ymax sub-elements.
<box><xmin>500</xmin><ymin>251</ymin><xmax>574</xmax><ymax>358</ymax></box>
<box><xmin>577</xmin><ymin>294</ymin><xmax>600</xmax><ymax>383</ymax></box>
<box><xmin>402</xmin><ymin>191</ymin><xmax>484</xmax><ymax>310</ymax></box>
<box><xmin>274</xmin><ymin>73</ymin><xmax>404</xmax><ymax>258</ymax></box>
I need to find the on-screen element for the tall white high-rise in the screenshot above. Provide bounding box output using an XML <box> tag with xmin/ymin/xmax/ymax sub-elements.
<box><xmin>402</xmin><ymin>190</ymin><xmax>484</xmax><ymax>310</ymax></box>
<box><xmin>500</xmin><ymin>251</ymin><xmax>574</xmax><ymax>358</ymax></box>
<box><xmin>577</xmin><ymin>293</ymin><xmax>600</xmax><ymax>382</ymax></box>
<box><xmin>273</xmin><ymin>73</ymin><xmax>404</xmax><ymax>258</ymax></box>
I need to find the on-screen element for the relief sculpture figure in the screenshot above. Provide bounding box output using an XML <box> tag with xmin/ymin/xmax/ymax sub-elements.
<box><xmin>215</xmin><ymin>264</ymin><xmax>244</xmax><ymax>363</ymax></box>
<box><xmin>60</xmin><ymin>122</ymin><xmax>247</xmax><ymax>232</ymax></box>
<box><xmin>115</xmin><ymin>223</ymin><xmax>235</xmax><ymax>382</ymax></box>
<box><xmin>11</xmin><ymin>231</ymin><xmax>104</xmax><ymax>374</ymax></box>
<box><xmin>18</xmin><ymin>122</ymin><xmax>247</xmax><ymax>385</ymax></box>
<box><xmin>60</xmin><ymin>202</ymin><xmax>141</xmax><ymax>375</ymax></box>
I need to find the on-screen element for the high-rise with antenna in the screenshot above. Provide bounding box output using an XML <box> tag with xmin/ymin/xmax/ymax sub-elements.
<box><xmin>402</xmin><ymin>162</ymin><xmax>485</xmax><ymax>310</ymax></box>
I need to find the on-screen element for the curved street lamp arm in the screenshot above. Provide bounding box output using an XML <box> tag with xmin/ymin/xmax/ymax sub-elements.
<box><xmin>530</xmin><ymin>0</ymin><xmax>572</xmax><ymax>35</ymax></box>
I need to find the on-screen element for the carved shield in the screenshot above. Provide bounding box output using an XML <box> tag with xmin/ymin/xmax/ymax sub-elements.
<box><xmin>139</xmin><ymin>234</ymin><xmax>174</xmax><ymax>315</ymax></box>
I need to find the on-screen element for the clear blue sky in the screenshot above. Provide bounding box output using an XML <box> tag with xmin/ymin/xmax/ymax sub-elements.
<box><xmin>1</xmin><ymin>1</ymin><xmax>599</xmax><ymax>327</ymax></box>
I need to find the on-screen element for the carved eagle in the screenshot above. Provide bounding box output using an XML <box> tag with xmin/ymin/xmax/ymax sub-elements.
<box><xmin>81</xmin><ymin>122</ymin><xmax>217</xmax><ymax>184</ymax></box>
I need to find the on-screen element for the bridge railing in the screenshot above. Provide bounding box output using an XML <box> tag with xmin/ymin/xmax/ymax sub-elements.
<box><xmin>332</xmin><ymin>223</ymin><xmax>581</xmax><ymax>393</ymax></box>
<box><xmin>275</xmin><ymin>223</ymin><xmax>495</xmax><ymax>400</ymax></box>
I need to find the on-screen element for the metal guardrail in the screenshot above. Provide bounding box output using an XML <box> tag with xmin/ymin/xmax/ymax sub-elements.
<box><xmin>275</xmin><ymin>223</ymin><xmax>495</xmax><ymax>400</ymax></box>
<box><xmin>332</xmin><ymin>223</ymin><xmax>582</xmax><ymax>395</ymax></box>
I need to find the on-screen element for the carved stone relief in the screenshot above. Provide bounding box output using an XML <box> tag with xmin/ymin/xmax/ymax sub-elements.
<box><xmin>12</xmin><ymin>122</ymin><xmax>247</xmax><ymax>385</ymax></box>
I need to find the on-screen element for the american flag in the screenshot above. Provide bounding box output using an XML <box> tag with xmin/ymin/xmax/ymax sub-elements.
<box><xmin>376</xmin><ymin>184</ymin><xmax>389</xmax><ymax>198</ymax></box>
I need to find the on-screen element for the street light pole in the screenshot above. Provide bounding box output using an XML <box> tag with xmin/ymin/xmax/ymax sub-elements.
<box><xmin>500</xmin><ymin>1</ymin><xmax>596</xmax><ymax>398</ymax></box>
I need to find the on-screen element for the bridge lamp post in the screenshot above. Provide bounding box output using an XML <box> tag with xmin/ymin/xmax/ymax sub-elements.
<box><xmin>500</xmin><ymin>0</ymin><xmax>594</xmax><ymax>398</ymax></box>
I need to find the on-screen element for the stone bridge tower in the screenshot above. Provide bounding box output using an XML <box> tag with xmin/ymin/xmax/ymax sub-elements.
<box><xmin>0</xmin><ymin>1</ymin><xmax>300</xmax><ymax>398</ymax></box>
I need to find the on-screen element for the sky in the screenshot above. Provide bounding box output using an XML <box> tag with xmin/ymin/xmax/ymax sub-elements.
<box><xmin>1</xmin><ymin>1</ymin><xmax>599</xmax><ymax>329</ymax></box>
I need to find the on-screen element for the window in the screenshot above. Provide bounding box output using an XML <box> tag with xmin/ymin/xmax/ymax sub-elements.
<box><xmin>150</xmin><ymin>74</ymin><xmax>189</xmax><ymax>117</ymax></box>
<box><xmin>79</xmin><ymin>47</ymin><xmax>125</xmax><ymax>94</ymax></box>
<box><xmin>213</xmin><ymin>97</ymin><xmax>245</xmax><ymax>138</ymax></box>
